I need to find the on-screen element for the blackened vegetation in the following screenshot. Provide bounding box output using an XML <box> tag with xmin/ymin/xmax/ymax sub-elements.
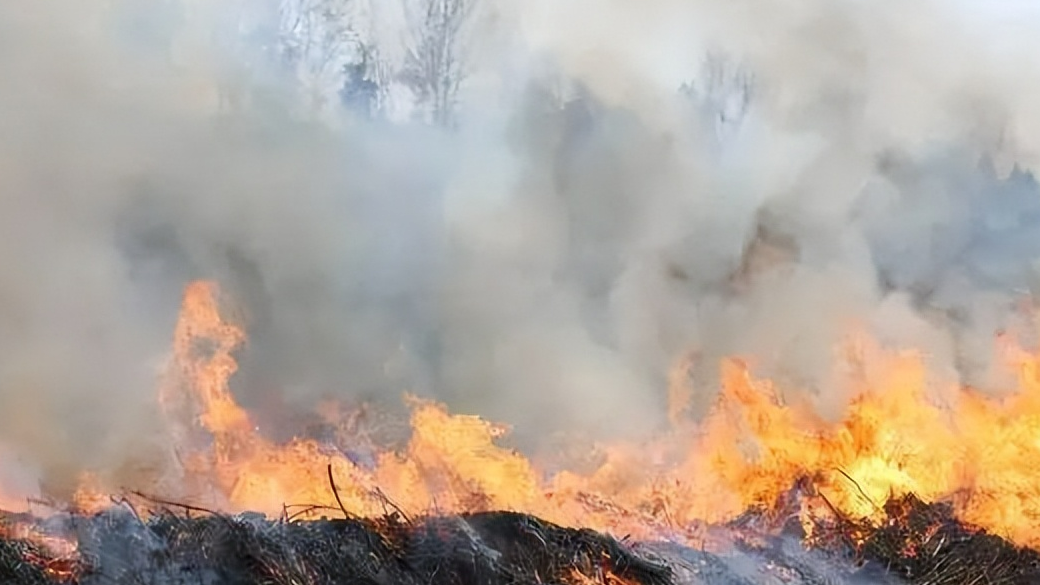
<box><xmin>724</xmin><ymin>477</ymin><xmax>1040</xmax><ymax>585</ymax></box>
<box><xmin>2</xmin><ymin>492</ymin><xmax>1040</xmax><ymax>584</ymax></box>
<box><xmin>850</xmin><ymin>495</ymin><xmax>1040</xmax><ymax>585</ymax></box>
<box><xmin>2</xmin><ymin>506</ymin><xmax>671</xmax><ymax>585</ymax></box>
<box><xmin>0</xmin><ymin>537</ymin><xmax>61</xmax><ymax>585</ymax></box>
<box><xmin>788</xmin><ymin>492</ymin><xmax>1040</xmax><ymax>585</ymax></box>
<box><xmin>0</xmin><ymin>512</ymin><xmax>81</xmax><ymax>585</ymax></box>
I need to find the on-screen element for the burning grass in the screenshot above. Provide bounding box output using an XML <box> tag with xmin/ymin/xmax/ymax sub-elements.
<box><xmin>8</xmin><ymin>280</ymin><xmax>1040</xmax><ymax>583</ymax></box>
<box><xmin>729</xmin><ymin>479</ymin><xmax>1040</xmax><ymax>584</ymax></box>
<box><xmin>3</xmin><ymin>488</ymin><xmax>1039</xmax><ymax>584</ymax></box>
<box><xmin>844</xmin><ymin>494</ymin><xmax>1040</xmax><ymax>584</ymax></box>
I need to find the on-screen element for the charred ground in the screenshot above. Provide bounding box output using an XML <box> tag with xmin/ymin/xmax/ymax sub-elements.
<box><xmin>3</xmin><ymin>488</ymin><xmax>1039</xmax><ymax>585</ymax></box>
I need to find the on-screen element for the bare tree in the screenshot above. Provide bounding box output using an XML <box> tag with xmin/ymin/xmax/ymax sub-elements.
<box><xmin>399</xmin><ymin>0</ymin><xmax>476</xmax><ymax>128</ymax></box>
<box><xmin>272</xmin><ymin>0</ymin><xmax>360</xmax><ymax>111</ymax></box>
<box><xmin>340</xmin><ymin>41</ymin><xmax>392</xmax><ymax>119</ymax></box>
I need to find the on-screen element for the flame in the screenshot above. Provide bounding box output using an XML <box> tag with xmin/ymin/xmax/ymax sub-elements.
<box><xmin>42</xmin><ymin>279</ymin><xmax>1040</xmax><ymax>551</ymax></box>
<box><xmin>160</xmin><ymin>280</ymin><xmax>252</xmax><ymax>440</ymax></box>
<box><xmin>677</xmin><ymin>341</ymin><xmax>1040</xmax><ymax>548</ymax></box>
<box><xmin>567</xmin><ymin>568</ymin><xmax>642</xmax><ymax>585</ymax></box>
<box><xmin>0</xmin><ymin>514</ymin><xmax>81</xmax><ymax>582</ymax></box>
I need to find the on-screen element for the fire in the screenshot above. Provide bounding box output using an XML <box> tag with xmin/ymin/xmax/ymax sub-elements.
<box><xmin>656</xmin><ymin>339</ymin><xmax>1040</xmax><ymax>548</ymax></box>
<box><xmin>10</xmin><ymin>278</ymin><xmax>1040</xmax><ymax>554</ymax></box>
<box><xmin>160</xmin><ymin>280</ymin><xmax>252</xmax><ymax>440</ymax></box>
<box><xmin>0</xmin><ymin>514</ymin><xmax>81</xmax><ymax>582</ymax></box>
<box><xmin>568</xmin><ymin>568</ymin><xmax>642</xmax><ymax>585</ymax></box>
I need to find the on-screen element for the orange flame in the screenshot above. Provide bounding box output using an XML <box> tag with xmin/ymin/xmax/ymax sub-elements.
<box><xmin>55</xmin><ymin>280</ymin><xmax>1040</xmax><ymax>551</ymax></box>
<box><xmin>0</xmin><ymin>515</ymin><xmax>80</xmax><ymax>582</ymax></box>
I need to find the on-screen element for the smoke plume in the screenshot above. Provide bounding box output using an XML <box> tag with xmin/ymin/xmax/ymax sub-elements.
<box><xmin>1</xmin><ymin>0</ymin><xmax>1040</xmax><ymax>496</ymax></box>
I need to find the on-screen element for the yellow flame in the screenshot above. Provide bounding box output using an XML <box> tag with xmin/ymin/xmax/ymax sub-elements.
<box><xmin>69</xmin><ymin>280</ymin><xmax>1040</xmax><ymax>550</ymax></box>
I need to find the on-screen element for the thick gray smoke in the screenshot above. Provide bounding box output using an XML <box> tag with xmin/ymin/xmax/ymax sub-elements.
<box><xmin>2</xmin><ymin>0</ymin><xmax>1040</xmax><ymax>498</ymax></box>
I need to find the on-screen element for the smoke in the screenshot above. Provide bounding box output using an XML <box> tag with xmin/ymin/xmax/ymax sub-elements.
<box><xmin>1</xmin><ymin>0</ymin><xmax>1040</xmax><ymax>497</ymax></box>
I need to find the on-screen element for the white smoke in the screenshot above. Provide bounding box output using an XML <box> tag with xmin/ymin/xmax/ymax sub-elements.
<box><xmin>1</xmin><ymin>0</ymin><xmax>1040</xmax><ymax>494</ymax></box>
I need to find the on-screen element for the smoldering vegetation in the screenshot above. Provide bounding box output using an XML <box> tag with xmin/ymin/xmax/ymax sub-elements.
<box><xmin>1</xmin><ymin>0</ymin><xmax>1040</xmax><ymax>496</ymax></box>
<box><xmin>7</xmin><ymin>491</ymin><xmax>1040</xmax><ymax>584</ymax></box>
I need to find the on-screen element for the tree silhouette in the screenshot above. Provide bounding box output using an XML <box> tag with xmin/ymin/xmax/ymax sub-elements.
<box><xmin>399</xmin><ymin>0</ymin><xmax>476</xmax><ymax>128</ymax></box>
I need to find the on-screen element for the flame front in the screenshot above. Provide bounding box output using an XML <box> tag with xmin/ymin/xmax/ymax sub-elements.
<box><xmin>48</xmin><ymin>280</ymin><xmax>1040</xmax><ymax>550</ymax></box>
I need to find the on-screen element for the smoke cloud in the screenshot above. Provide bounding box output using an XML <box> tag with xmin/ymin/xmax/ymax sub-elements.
<box><xmin>1</xmin><ymin>0</ymin><xmax>1040</xmax><ymax>497</ymax></box>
